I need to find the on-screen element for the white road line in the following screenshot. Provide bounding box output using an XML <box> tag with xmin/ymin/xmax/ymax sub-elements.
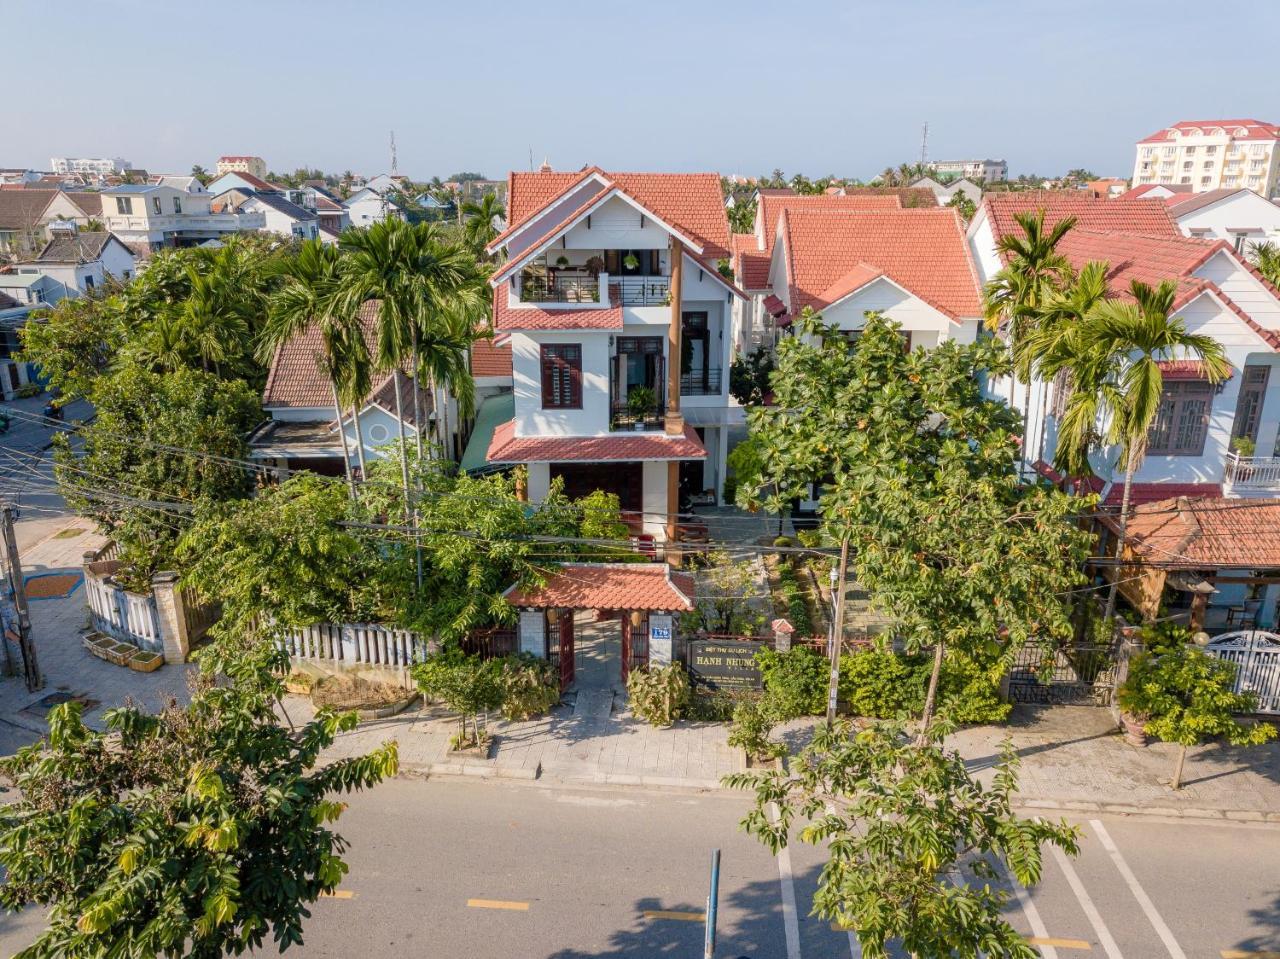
<box><xmin>1008</xmin><ymin>874</ymin><xmax>1059</xmax><ymax>959</ymax></box>
<box><xmin>1051</xmin><ymin>844</ymin><xmax>1124</xmax><ymax>959</ymax></box>
<box><xmin>846</xmin><ymin>928</ymin><xmax>861</xmax><ymax>959</ymax></box>
<box><xmin>768</xmin><ymin>803</ymin><xmax>803</xmax><ymax>959</ymax></box>
<box><xmin>1090</xmin><ymin>820</ymin><xmax>1186</xmax><ymax>959</ymax></box>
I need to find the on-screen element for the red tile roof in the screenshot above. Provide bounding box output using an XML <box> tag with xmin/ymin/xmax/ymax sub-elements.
<box><xmin>504</xmin><ymin>563</ymin><xmax>696</xmax><ymax>611</ymax></box>
<box><xmin>1156</xmin><ymin>359</ymin><xmax>1228</xmax><ymax>380</ymax></box>
<box><xmin>1056</xmin><ymin>230</ymin><xmax>1219</xmax><ymax>295</ymax></box>
<box><xmin>778</xmin><ymin>208</ymin><xmax>982</xmax><ymax>320</ymax></box>
<box><xmin>732</xmin><ymin>232</ymin><xmax>770</xmax><ymax>290</ymax></box>
<box><xmin>1138</xmin><ymin>119</ymin><xmax>1280</xmax><ymax>144</ymax></box>
<box><xmin>470</xmin><ymin>338</ymin><xmax>512</xmax><ymax>377</ymax></box>
<box><xmin>263</xmin><ymin>302</ymin><xmax>379</xmax><ymax>408</ymax></box>
<box><xmin>1120</xmin><ymin>184</ymin><xmax>1193</xmax><ymax>200</ymax></box>
<box><xmin>502</xmin><ymin>167</ymin><xmax>731</xmax><ymax>259</ymax></box>
<box><xmin>982</xmin><ymin>193</ymin><xmax>1181</xmax><ymax>247</ymax></box>
<box><xmin>492</xmin><ymin>283</ymin><xmax>624</xmax><ymax>331</ymax></box>
<box><xmin>758</xmin><ymin>193</ymin><xmax>903</xmax><ymax>252</ymax></box>
<box><xmin>1101</xmin><ymin>496</ymin><xmax>1280</xmax><ymax>568</ymax></box>
<box><xmin>486</xmin><ymin>420</ymin><xmax>707</xmax><ymax>463</ymax></box>
<box><xmin>1101</xmin><ymin>483</ymin><xmax>1222</xmax><ymax>508</ymax></box>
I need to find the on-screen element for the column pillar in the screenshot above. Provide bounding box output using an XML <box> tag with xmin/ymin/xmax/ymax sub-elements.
<box><xmin>648</xmin><ymin>613</ymin><xmax>673</xmax><ymax>666</ymax></box>
<box><xmin>519</xmin><ymin>609</ymin><xmax>547</xmax><ymax>658</ymax></box>
<box><xmin>771</xmin><ymin>618</ymin><xmax>794</xmax><ymax>653</ymax></box>
<box><xmin>665</xmin><ymin>238</ymin><xmax>684</xmax><ymax>436</ymax></box>
<box><xmin>150</xmin><ymin>571</ymin><xmax>190</xmax><ymax>664</ymax></box>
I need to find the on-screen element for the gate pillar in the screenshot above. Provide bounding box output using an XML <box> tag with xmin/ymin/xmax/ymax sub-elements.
<box><xmin>649</xmin><ymin>613</ymin><xmax>674</xmax><ymax>666</ymax></box>
<box><xmin>518</xmin><ymin>609</ymin><xmax>547</xmax><ymax>658</ymax></box>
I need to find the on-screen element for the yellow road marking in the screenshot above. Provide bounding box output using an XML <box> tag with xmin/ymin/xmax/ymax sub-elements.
<box><xmin>831</xmin><ymin>923</ymin><xmax>855</xmax><ymax>932</ymax></box>
<box><xmin>467</xmin><ymin>898</ymin><xmax>529</xmax><ymax>911</ymax></box>
<box><xmin>1028</xmin><ymin>937</ymin><xmax>1091</xmax><ymax>950</ymax></box>
<box><xmin>644</xmin><ymin>910</ymin><xmax>705</xmax><ymax>922</ymax></box>
<box><xmin>1222</xmin><ymin>952</ymin><xmax>1280</xmax><ymax>959</ymax></box>
<box><xmin>319</xmin><ymin>890</ymin><xmax>354</xmax><ymax>899</ymax></box>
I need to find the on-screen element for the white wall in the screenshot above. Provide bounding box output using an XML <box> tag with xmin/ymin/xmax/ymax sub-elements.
<box><xmin>820</xmin><ymin>277</ymin><xmax>978</xmax><ymax>347</ymax></box>
<box><xmin>642</xmin><ymin>460</ymin><xmax>668</xmax><ymax>539</ymax></box>
<box><xmin>559</xmin><ymin>195</ymin><xmax>671</xmax><ymax>252</ymax></box>
<box><xmin>1177</xmin><ymin>192</ymin><xmax>1280</xmax><ymax>245</ymax></box>
<box><xmin>511</xmin><ymin>330</ymin><xmax>612</xmax><ymax>437</ymax></box>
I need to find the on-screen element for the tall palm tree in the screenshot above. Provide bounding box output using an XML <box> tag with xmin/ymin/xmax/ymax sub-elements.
<box><xmin>170</xmin><ymin>263</ymin><xmax>250</xmax><ymax>377</ymax></box>
<box><xmin>1247</xmin><ymin>240</ymin><xmax>1280</xmax><ymax>287</ymax></box>
<box><xmin>982</xmin><ymin>209</ymin><xmax>1077</xmax><ymax>471</ymax></box>
<box><xmin>461</xmin><ymin>193</ymin><xmax>506</xmax><ymax>254</ymax></box>
<box><xmin>262</xmin><ymin>240</ymin><xmax>373</xmax><ymax>497</ymax></box>
<box><xmin>1053</xmin><ymin>279</ymin><xmax>1230</xmax><ymax>622</ymax></box>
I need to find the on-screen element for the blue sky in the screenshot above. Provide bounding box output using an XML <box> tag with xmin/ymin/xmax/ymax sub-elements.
<box><xmin>10</xmin><ymin>0</ymin><xmax>1279</xmax><ymax>181</ymax></box>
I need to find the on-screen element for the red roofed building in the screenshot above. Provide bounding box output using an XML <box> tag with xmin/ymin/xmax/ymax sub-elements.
<box><xmin>968</xmin><ymin>192</ymin><xmax>1280</xmax><ymax>502</ymax></box>
<box><xmin>472</xmin><ymin>163</ymin><xmax>747</xmax><ymax>544</ymax></box>
<box><xmin>1132</xmin><ymin>120</ymin><xmax>1280</xmax><ymax>198</ymax></box>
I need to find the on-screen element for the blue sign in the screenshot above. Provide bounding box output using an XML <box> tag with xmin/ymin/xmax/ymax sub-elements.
<box><xmin>650</xmin><ymin>625</ymin><xmax>672</xmax><ymax>640</ymax></box>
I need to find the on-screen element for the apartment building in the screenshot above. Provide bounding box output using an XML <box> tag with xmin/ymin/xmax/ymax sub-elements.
<box><xmin>49</xmin><ymin>156</ymin><xmax>130</xmax><ymax>175</ymax></box>
<box><xmin>929</xmin><ymin>158</ymin><xmax>1007</xmax><ymax>182</ymax></box>
<box><xmin>100</xmin><ymin>183</ymin><xmax>265</xmax><ymax>251</ymax></box>
<box><xmin>1132</xmin><ymin>119</ymin><xmax>1280</xmax><ymax>197</ymax></box>
<box><xmin>969</xmin><ymin>193</ymin><xmax>1280</xmax><ymax>503</ymax></box>
<box><xmin>473</xmin><ymin>166</ymin><xmax>746</xmax><ymax>542</ymax></box>
<box><xmin>215</xmin><ymin>155</ymin><xmax>268</xmax><ymax>179</ymax></box>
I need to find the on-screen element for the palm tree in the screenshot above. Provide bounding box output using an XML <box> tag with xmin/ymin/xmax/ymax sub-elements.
<box><xmin>262</xmin><ymin>240</ymin><xmax>373</xmax><ymax>497</ymax></box>
<box><xmin>1024</xmin><ymin>260</ymin><xmax>1110</xmax><ymax>467</ymax></box>
<box><xmin>1053</xmin><ymin>279</ymin><xmax>1230</xmax><ymax>622</ymax></box>
<box><xmin>982</xmin><ymin>209</ymin><xmax>1077</xmax><ymax>471</ymax></box>
<box><xmin>129</xmin><ymin>313</ymin><xmax>189</xmax><ymax>373</ymax></box>
<box><xmin>170</xmin><ymin>263</ymin><xmax>250</xmax><ymax>377</ymax></box>
<box><xmin>461</xmin><ymin>193</ymin><xmax>506</xmax><ymax>254</ymax></box>
<box><xmin>1247</xmin><ymin>240</ymin><xmax>1280</xmax><ymax>287</ymax></box>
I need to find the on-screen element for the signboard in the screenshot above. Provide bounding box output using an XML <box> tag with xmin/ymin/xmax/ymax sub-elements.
<box><xmin>686</xmin><ymin>639</ymin><xmax>764</xmax><ymax>691</ymax></box>
<box><xmin>650</xmin><ymin>624</ymin><xmax>672</xmax><ymax>640</ymax></box>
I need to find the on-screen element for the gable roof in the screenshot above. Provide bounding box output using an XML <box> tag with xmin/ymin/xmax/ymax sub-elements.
<box><xmin>209</xmin><ymin>170</ymin><xmax>283</xmax><ymax>193</ymax></box>
<box><xmin>1103</xmin><ymin>496</ymin><xmax>1280</xmax><ymax>568</ymax></box>
<box><xmin>1120</xmin><ymin>183</ymin><xmax>1193</xmax><ymax>200</ymax></box>
<box><xmin>503</xmin><ymin>563</ymin><xmax>696</xmax><ymax>612</ymax></box>
<box><xmin>245</xmin><ymin>191</ymin><xmax>318</xmax><ymax>220</ymax></box>
<box><xmin>980</xmin><ymin>192</ymin><xmax>1181</xmax><ymax>247</ymax></box>
<box><xmin>64</xmin><ymin>191</ymin><xmax>103</xmax><ymax>217</ymax></box>
<box><xmin>1139</xmin><ymin>119</ymin><xmax>1280</xmax><ymax>144</ymax></box>
<box><xmin>263</xmin><ymin>302</ymin><xmax>377</xmax><ymax>408</ymax></box>
<box><xmin>0</xmin><ymin>190</ymin><xmax>57</xmax><ymax>230</ymax></box>
<box><xmin>778</xmin><ymin>208</ymin><xmax>983</xmax><ymax>320</ymax></box>
<box><xmin>731</xmin><ymin>232</ymin><xmax>771</xmax><ymax>290</ymax></box>
<box><xmin>1165</xmin><ymin>187</ymin><xmax>1267</xmax><ymax>217</ymax></box>
<box><xmin>470</xmin><ymin>338</ymin><xmax>512</xmax><ymax>377</ymax></box>
<box><xmin>33</xmin><ymin>232</ymin><xmax>128</xmax><ymax>263</ymax></box>
<box><xmin>757</xmin><ymin>193</ymin><xmax>903</xmax><ymax>252</ymax></box>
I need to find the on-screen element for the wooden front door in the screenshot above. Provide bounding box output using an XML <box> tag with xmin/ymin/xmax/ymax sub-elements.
<box><xmin>558</xmin><ymin>613</ymin><xmax>575</xmax><ymax>692</ymax></box>
<box><xmin>620</xmin><ymin>612</ymin><xmax>649</xmax><ymax>683</ymax></box>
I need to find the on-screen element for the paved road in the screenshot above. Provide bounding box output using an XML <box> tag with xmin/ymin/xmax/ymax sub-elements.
<box><xmin>0</xmin><ymin>392</ymin><xmax>91</xmax><ymax>552</ymax></box>
<box><xmin>7</xmin><ymin>778</ymin><xmax>1272</xmax><ymax>959</ymax></box>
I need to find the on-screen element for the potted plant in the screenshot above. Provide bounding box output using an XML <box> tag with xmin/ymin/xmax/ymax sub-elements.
<box><xmin>623</xmin><ymin>253</ymin><xmax>640</xmax><ymax>272</ymax></box>
<box><xmin>584</xmin><ymin>255</ymin><xmax>605</xmax><ymax>278</ymax></box>
<box><xmin>554</xmin><ymin>255</ymin><xmax>570</xmax><ymax>269</ymax></box>
<box><xmin>1230</xmin><ymin>435</ymin><xmax>1256</xmax><ymax>457</ymax></box>
<box><xmin>627</xmin><ymin>385</ymin><xmax>656</xmax><ymax>426</ymax></box>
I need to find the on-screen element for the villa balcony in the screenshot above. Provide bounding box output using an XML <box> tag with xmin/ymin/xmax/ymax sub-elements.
<box><xmin>614</xmin><ymin>275</ymin><xmax>671</xmax><ymax>306</ymax></box>
<box><xmin>680</xmin><ymin>367</ymin><xmax>723</xmax><ymax>396</ymax></box>
<box><xmin>519</xmin><ymin>274</ymin><xmax>600</xmax><ymax>304</ymax></box>
<box><xmin>1223</xmin><ymin>452</ymin><xmax>1280</xmax><ymax>494</ymax></box>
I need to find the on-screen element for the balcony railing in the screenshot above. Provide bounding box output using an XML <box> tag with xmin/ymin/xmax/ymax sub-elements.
<box><xmin>615</xmin><ymin>275</ymin><xmax>671</xmax><ymax>306</ymax></box>
<box><xmin>609</xmin><ymin>377</ymin><xmax>667</xmax><ymax>432</ymax></box>
<box><xmin>680</xmin><ymin>367</ymin><xmax>722</xmax><ymax>396</ymax></box>
<box><xmin>519</xmin><ymin>274</ymin><xmax>600</xmax><ymax>304</ymax></box>
<box><xmin>1224</xmin><ymin>451</ymin><xmax>1280</xmax><ymax>492</ymax></box>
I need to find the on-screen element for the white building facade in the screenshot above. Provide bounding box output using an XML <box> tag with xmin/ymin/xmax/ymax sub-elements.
<box><xmin>929</xmin><ymin>159</ymin><xmax>1007</xmax><ymax>182</ymax></box>
<box><xmin>101</xmin><ymin>184</ymin><xmax>265</xmax><ymax>250</ymax></box>
<box><xmin>1133</xmin><ymin>120</ymin><xmax>1280</xmax><ymax>197</ymax></box>
<box><xmin>49</xmin><ymin>157</ymin><xmax>130</xmax><ymax>175</ymax></box>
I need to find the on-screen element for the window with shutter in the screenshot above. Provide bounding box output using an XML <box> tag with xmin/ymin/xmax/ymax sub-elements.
<box><xmin>1147</xmin><ymin>380</ymin><xmax>1212</xmax><ymax>455</ymax></box>
<box><xmin>540</xmin><ymin>344</ymin><xmax>582</xmax><ymax>409</ymax></box>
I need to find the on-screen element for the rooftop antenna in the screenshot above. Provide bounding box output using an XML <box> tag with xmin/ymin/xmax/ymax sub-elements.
<box><xmin>919</xmin><ymin>121</ymin><xmax>929</xmax><ymax>166</ymax></box>
<box><xmin>390</xmin><ymin>130</ymin><xmax>398</xmax><ymax>174</ymax></box>
<box><xmin>529</xmin><ymin>146</ymin><xmax>534</xmax><ymax>172</ymax></box>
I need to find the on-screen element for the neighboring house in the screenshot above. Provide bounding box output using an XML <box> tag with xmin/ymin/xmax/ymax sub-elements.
<box><xmin>471</xmin><ymin>165</ymin><xmax>748</xmax><ymax>537</ymax></box>
<box><xmin>344</xmin><ymin>187</ymin><xmax>404</xmax><ymax>226</ymax></box>
<box><xmin>1121</xmin><ymin>183</ymin><xmax>1194</xmax><ymax>201</ymax></box>
<box><xmin>1133</xmin><ymin>119</ymin><xmax>1280</xmax><ymax>197</ymax></box>
<box><xmin>100</xmin><ymin>184</ymin><xmax>265</xmax><ymax>251</ymax></box>
<box><xmin>0</xmin><ymin>170</ymin><xmax>41</xmax><ymax>186</ymax></box>
<box><xmin>152</xmin><ymin>174</ymin><xmax>208</xmax><ymax>194</ymax></box>
<box><xmin>205</xmin><ymin>170</ymin><xmax>283</xmax><ymax>196</ymax></box>
<box><xmin>215</xmin><ymin>155</ymin><xmax>268</xmax><ymax>179</ymax></box>
<box><xmin>911</xmin><ymin>175</ymin><xmax>983</xmax><ymax>207</ymax></box>
<box><xmin>969</xmin><ymin>192</ymin><xmax>1280</xmax><ymax>502</ymax></box>
<box><xmin>0</xmin><ymin>273</ymin><xmax>69</xmax><ymax>399</ymax></box>
<box><xmin>0</xmin><ymin>272</ymin><xmax>69</xmax><ymax>307</ymax></box>
<box><xmin>251</xmin><ymin>302</ymin><xmax>451</xmax><ymax>476</ymax></box>
<box><xmin>363</xmin><ymin>173</ymin><xmax>412</xmax><ymax>195</ymax></box>
<box><xmin>1082</xmin><ymin>178</ymin><xmax>1129</xmax><ymax>198</ymax></box>
<box><xmin>14</xmin><ymin>232</ymin><xmax>135</xmax><ymax>294</ymax></box>
<box><xmin>232</xmin><ymin>192</ymin><xmax>320</xmax><ymax>241</ymax></box>
<box><xmin>0</xmin><ymin>189</ymin><xmax>104</xmax><ymax>257</ymax></box>
<box><xmin>310</xmin><ymin>190</ymin><xmax>349</xmax><ymax>235</ymax></box>
<box><xmin>1098</xmin><ymin>495</ymin><xmax>1280</xmax><ymax>633</ymax></box>
<box><xmin>928</xmin><ymin>158</ymin><xmax>1008</xmax><ymax>182</ymax></box>
<box><xmin>1164</xmin><ymin>188</ymin><xmax>1280</xmax><ymax>251</ymax></box>
<box><xmin>50</xmin><ymin>157</ymin><xmax>129</xmax><ymax>175</ymax></box>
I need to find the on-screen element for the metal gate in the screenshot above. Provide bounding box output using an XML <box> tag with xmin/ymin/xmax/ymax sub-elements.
<box><xmin>558</xmin><ymin>613</ymin><xmax>575</xmax><ymax>692</ymax></box>
<box><xmin>620</xmin><ymin>612</ymin><xmax>649</xmax><ymax>684</ymax></box>
<box><xmin>1203</xmin><ymin>630</ymin><xmax>1280</xmax><ymax>715</ymax></box>
<box><xmin>1006</xmin><ymin>641</ymin><xmax>1119</xmax><ymax>706</ymax></box>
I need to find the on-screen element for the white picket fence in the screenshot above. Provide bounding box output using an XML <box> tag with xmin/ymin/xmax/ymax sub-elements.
<box><xmin>1203</xmin><ymin>630</ymin><xmax>1280</xmax><ymax>715</ymax></box>
<box><xmin>280</xmin><ymin>623</ymin><xmax>432</xmax><ymax>669</ymax></box>
<box><xmin>83</xmin><ymin>560</ymin><xmax>164</xmax><ymax>654</ymax></box>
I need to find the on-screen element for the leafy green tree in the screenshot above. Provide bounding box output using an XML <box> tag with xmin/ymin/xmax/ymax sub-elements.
<box><xmin>727</xmin><ymin>199</ymin><xmax>755</xmax><ymax>234</ymax></box>
<box><xmin>1042</xmin><ymin>279</ymin><xmax>1229</xmax><ymax>621</ymax></box>
<box><xmin>575</xmin><ymin>489</ymin><xmax>639</xmax><ymax>560</ymax></box>
<box><xmin>412</xmin><ymin>647</ymin><xmax>503</xmax><ymax>748</ymax></box>
<box><xmin>0</xmin><ymin>650</ymin><xmax>398</xmax><ymax>959</ymax></box>
<box><xmin>1248</xmin><ymin>240</ymin><xmax>1280</xmax><ymax>287</ymax></box>
<box><xmin>727</xmin><ymin>720</ymin><xmax>1079</xmax><ymax>959</ymax></box>
<box><xmin>17</xmin><ymin>295</ymin><xmax>126</xmax><ymax>400</ymax></box>
<box><xmin>738</xmin><ymin>312</ymin><xmax>1091</xmax><ymax>733</ymax></box>
<box><xmin>1118</xmin><ymin>642</ymin><xmax>1276</xmax><ymax>789</ymax></box>
<box><xmin>946</xmin><ymin>189</ymin><xmax>977</xmax><ymax>222</ymax></box>
<box><xmin>178</xmin><ymin>474</ymin><xmax>394</xmax><ymax>636</ymax></box>
<box><xmin>190</xmin><ymin>163</ymin><xmax>211</xmax><ymax>185</ymax></box>
<box><xmin>682</xmin><ymin>550</ymin><xmax>769</xmax><ymax>636</ymax></box>
<box><xmin>54</xmin><ymin>365</ymin><xmax>261</xmax><ymax>577</ymax></box>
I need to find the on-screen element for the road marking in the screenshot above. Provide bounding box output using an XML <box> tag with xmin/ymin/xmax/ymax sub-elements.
<box><xmin>644</xmin><ymin>910</ymin><xmax>704</xmax><ymax>921</ymax></box>
<box><xmin>1051</xmin><ymin>844</ymin><xmax>1124</xmax><ymax>959</ymax></box>
<box><xmin>1029</xmin><ymin>938</ymin><xmax>1092</xmax><ymax>950</ymax></box>
<box><xmin>319</xmin><ymin>890</ymin><xmax>354</xmax><ymax>899</ymax></box>
<box><xmin>1090</xmin><ymin>820</ymin><xmax>1186</xmax><ymax>959</ymax></box>
<box><xmin>466</xmin><ymin>899</ymin><xmax>530</xmax><ymax>911</ymax></box>
<box><xmin>1221</xmin><ymin>953</ymin><xmax>1280</xmax><ymax>959</ymax></box>
<box><xmin>1009</xmin><ymin>876</ymin><xmax>1058</xmax><ymax>959</ymax></box>
<box><xmin>768</xmin><ymin>803</ymin><xmax>803</xmax><ymax>959</ymax></box>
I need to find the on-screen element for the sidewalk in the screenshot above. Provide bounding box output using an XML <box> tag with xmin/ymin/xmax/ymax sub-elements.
<box><xmin>310</xmin><ymin>697</ymin><xmax>1280</xmax><ymax>820</ymax></box>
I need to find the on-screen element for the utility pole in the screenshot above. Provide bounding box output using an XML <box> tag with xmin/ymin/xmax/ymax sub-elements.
<box><xmin>825</xmin><ymin>535</ymin><xmax>850</xmax><ymax>726</ymax></box>
<box><xmin>919</xmin><ymin>121</ymin><xmax>930</xmax><ymax>167</ymax></box>
<box><xmin>1</xmin><ymin>503</ymin><xmax>41</xmax><ymax>691</ymax></box>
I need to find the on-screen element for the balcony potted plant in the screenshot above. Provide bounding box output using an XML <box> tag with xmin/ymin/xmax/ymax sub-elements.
<box><xmin>627</xmin><ymin>386</ymin><xmax>657</xmax><ymax>429</ymax></box>
<box><xmin>623</xmin><ymin>253</ymin><xmax>640</xmax><ymax>272</ymax></box>
<box><xmin>1230</xmin><ymin>435</ymin><xmax>1256</xmax><ymax>457</ymax></box>
<box><xmin>554</xmin><ymin>255</ymin><xmax>570</xmax><ymax>269</ymax></box>
<box><xmin>585</xmin><ymin>255</ymin><xmax>605</xmax><ymax>278</ymax></box>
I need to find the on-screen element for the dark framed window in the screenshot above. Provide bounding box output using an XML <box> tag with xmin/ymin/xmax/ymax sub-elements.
<box><xmin>540</xmin><ymin>343</ymin><xmax>582</xmax><ymax>409</ymax></box>
<box><xmin>1147</xmin><ymin>380</ymin><xmax>1212</xmax><ymax>455</ymax></box>
<box><xmin>604</xmin><ymin>249</ymin><xmax>660</xmax><ymax>275</ymax></box>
